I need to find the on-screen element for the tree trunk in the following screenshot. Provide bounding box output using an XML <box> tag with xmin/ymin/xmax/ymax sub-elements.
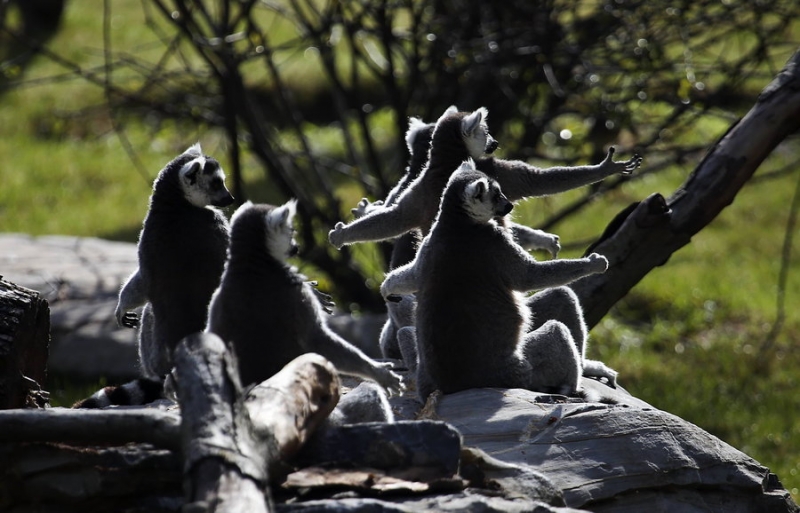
<box><xmin>575</xmin><ymin>47</ymin><xmax>800</xmax><ymax>328</ymax></box>
<box><xmin>0</xmin><ymin>278</ymin><xmax>50</xmax><ymax>409</ymax></box>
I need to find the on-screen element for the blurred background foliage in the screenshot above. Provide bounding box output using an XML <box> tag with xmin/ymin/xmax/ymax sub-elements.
<box><xmin>1</xmin><ymin>0</ymin><xmax>799</xmax><ymax>499</ymax></box>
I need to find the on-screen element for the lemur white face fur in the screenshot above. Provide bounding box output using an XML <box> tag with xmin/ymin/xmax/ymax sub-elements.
<box><xmin>266</xmin><ymin>199</ymin><xmax>299</xmax><ymax>262</ymax></box>
<box><xmin>179</xmin><ymin>143</ymin><xmax>235</xmax><ymax>208</ymax></box>
<box><xmin>461</xmin><ymin>161</ymin><xmax>514</xmax><ymax>222</ymax></box>
<box><xmin>459</xmin><ymin>107</ymin><xmax>499</xmax><ymax>159</ymax></box>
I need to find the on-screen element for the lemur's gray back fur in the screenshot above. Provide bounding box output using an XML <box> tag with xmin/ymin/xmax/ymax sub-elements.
<box><xmin>206</xmin><ymin>201</ymin><xmax>404</xmax><ymax>395</ymax></box>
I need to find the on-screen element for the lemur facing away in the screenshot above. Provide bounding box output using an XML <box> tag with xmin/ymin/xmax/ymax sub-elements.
<box><xmin>206</xmin><ymin>201</ymin><xmax>404</xmax><ymax>396</ymax></box>
<box><xmin>329</xmin><ymin>106</ymin><xmax>641</xmax><ymax>249</ymax></box>
<box><xmin>381</xmin><ymin>161</ymin><xmax>613</xmax><ymax>401</ymax></box>
<box><xmin>75</xmin><ymin>144</ymin><xmax>233</xmax><ymax>408</ymax></box>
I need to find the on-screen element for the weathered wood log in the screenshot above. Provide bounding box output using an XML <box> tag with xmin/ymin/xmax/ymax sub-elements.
<box><xmin>245</xmin><ymin>352</ymin><xmax>341</xmax><ymax>466</ymax></box>
<box><xmin>0</xmin><ymin>407</ymin><xmax>180</xmax><ymax>449</ymax></box>
<box><xmin>172</xmin><ymin>332</ymin><xmax>271</xmax><ymax>513</ymax></box>
<box><xmin>0</xmin><ymin>278</ymin><xmax>50</xmax><ymax>409</ymax></box>
<box><xmin>0</xmin><ymin>442</ymin><xmax>182</xmax><ymax>513</ymax></box>
<box><xmin>575</xmin><ymin>47</ymin><xmax>800</xmax><ymax>327</ymax></box>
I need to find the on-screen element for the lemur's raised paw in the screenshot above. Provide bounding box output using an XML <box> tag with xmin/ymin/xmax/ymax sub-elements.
<box><xmin>328</xmin><ymin>222</ymin><xmax>346</xmax><ymax>249</ymax></box>
<box><xmin>545</xmin><ymin>235</ymin><xmax>561</xmax><ymax>259</ymax></box>
<box><xmin>351</xmin><ymin>198</ymin><xmax>383</xmax><ymax>219</ymax></box>
<box><xmin>602</xmin><ymin>146</ymin><xmax>643</xmax><ymax>176</ymax></box>
<box><xmin>586</xmin><ymin>253</ymin><xmax>609</xmax><ymax>273</ymax></box>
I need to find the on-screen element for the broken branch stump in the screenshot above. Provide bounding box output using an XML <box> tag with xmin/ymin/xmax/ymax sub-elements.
<box><xmin>0</xmin><ymin>278</ymin><xmax>50</xmax><ymax>409</ymax></box>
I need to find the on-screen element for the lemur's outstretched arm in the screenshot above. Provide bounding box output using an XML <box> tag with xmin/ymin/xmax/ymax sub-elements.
<box><xmin>511</xmin><ymin>252</ymin><xmax>608</xmax><ymax>293</ymax></box>
<box><xmin>481</xmin><ymin>147</ymin><xmax>642</xmax><ymax>202</ymax></box>
<box><xmin>329</xmin><ymin>186</ymin><xmax>428</xmax><ymax>248</ymax></box>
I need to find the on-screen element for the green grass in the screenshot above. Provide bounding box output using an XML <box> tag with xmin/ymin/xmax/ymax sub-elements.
<box><xmin>2</xmin><ymin>0</ymin><xmax>799</xmax><ymax>502</ymax></box>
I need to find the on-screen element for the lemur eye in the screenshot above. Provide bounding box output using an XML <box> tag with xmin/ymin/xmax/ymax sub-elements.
<box><xmin>210</xmin><ymin>178</ymin><xmax>223</xmax><ymax>191</ymax></box>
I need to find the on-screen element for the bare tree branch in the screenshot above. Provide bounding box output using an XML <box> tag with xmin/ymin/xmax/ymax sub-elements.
<box><xmin>574</xmin><ymin>48</ymin><xmax>800</xmax><ymax>328</ymax></box>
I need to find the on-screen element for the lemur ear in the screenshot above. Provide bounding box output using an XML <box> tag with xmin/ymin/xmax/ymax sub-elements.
<box><xmin>181</xmin><ymin>161</ymin><xmax>201</xmax><ymax>184</ymax></box>
<box><xmin>405</xmin><ymin>117</ymin><xmax>427</xmax><ymax>151</ymax></box>
<box><xmin>184</xmin><ymin>142</ymin><xmax>202</xmax><ymax>157</ymax></box>
<box><xmin>465</xmin><ymin>178</ymin><xmax>487</xmax><ymax>200</ymax></box>
<box><xmin>267</xmin><ymin>199</ymin><xmax>298</xmax><ymax>229</ymax></box>
<box><xmin>444</xmin><ymin>105</ymin><xmax>459</xmax><ymax>115</ymax></box>
<box><xmin>461</xmin><ymin>108</ymin><xmax>485</xmax><ymax>136</ymax></box>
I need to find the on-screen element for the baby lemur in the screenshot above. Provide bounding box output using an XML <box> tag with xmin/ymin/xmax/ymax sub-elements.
<box><xmin>381</xmin><ymin>161</ymin><xmax>612</xmax><ymax>400</ymax></box>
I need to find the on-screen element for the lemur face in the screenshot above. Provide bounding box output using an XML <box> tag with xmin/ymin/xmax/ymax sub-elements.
<box><xmin>463</xmin><ymin>176</ymin><xmax>513</xmax><ymax>223</ymax></box>
<box><xmin>179</xmin><ymin>152</ymin><xmax>235</xmax><ymax>208</ymax></box>
<box><xmin>265</xmin><ymin>199</ymin><xmax>299</xmax><ymax>263</ymax></box>
<box><xmin>461</xmin><ymin>107</ymin><xmax>498</xmax><ymax>159</ymax></box>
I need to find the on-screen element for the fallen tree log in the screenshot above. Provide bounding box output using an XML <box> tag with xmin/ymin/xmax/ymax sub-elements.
<box><xmin>172</xmin><ymin>332</ymin><xmax>271</xmax><ymax>513</ymax></box>
<box><xmin>0</xmin><ymin>407</ymin><xmax>180</xmax><ymax>449</ymax></box>
<box><xmin>245</xmin><ymin>351</ymin><xmax>341</xmax><ymax>466</ymax></box>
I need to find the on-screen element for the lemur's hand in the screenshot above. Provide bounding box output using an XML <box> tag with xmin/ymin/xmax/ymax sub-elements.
<box><xmin>586</xmin><ymin>253</ymin><xmax>609</xmax><ymax>274</ymax></box>
<box><xmin>545</xmin><ymin>234</ymin><xmax>561</xmax><ymax>259</ymax></box>
<box><xmin>328</xmin><ymin>222</ymin><xmax>346</xmax><ymax>249</ymax></box>
<box><xmin>115</xmin><ymin>306</ymin><xmax>140</xmax><ymax>329</ymax></box>
<box><xmin>351</xmin><ymin>198</ymin><xmax>383</xmax><ymax>219</ymax></box>
<box><xmin>308</xmin><ymin>281</ymin><xmax>335</xmax><ymax>314</ymax></box>
<box><xmin>373</xmin><ymin>361</ymin><xmax>405</xmax><ymax>396</ymax></box>
<box><xmin>602</xmin><ymin>146</ymin><xmax>643</xmax><ymax>176</ymax></box>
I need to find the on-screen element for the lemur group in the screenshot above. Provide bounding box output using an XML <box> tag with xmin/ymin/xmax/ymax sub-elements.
<box><xmin>75</xmin><ymin>105</ymin><xmax>642</xmax><ymax>411</ymax></box>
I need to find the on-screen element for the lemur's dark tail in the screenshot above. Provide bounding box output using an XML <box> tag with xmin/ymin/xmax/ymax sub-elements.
<box><xmin>72</xmin><ymin>378</ymin><xmax>164</xmax><ymax>409</ymax></box>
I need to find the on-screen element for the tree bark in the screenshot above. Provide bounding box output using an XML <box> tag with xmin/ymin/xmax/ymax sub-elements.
<box><xmin>0</xmin><ymin>278</ymin><xmax>50</xmax><ymax>409</ymax></box>
<box><xmin>575</xmin><ymin>47</ymin><xmax>800</xmax><ymax>328</ymax></box>
<box><xmin>0</xmin><ymin>408</ymin><xmax>180</xmax><ymax>448</ymax></box>
<box><xmin>244</xmin><ymin>352</ymin><xmax>341</xmax><ymax>467</ymax></box>
<box><xmin>172</xmin><ymin>332</ymin><xmax>271</xmax><ymax>513</ymax></box>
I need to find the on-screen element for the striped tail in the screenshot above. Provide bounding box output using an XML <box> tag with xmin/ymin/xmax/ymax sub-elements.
<box><xmin>72</xmin><ymin>378</ymin><xmax>164</xmax><ymax>408</ymax></box>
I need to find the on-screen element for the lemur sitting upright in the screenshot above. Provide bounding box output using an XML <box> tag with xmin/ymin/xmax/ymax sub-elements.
<box><xmin>206</xmin><ymin>201</ymin><xmax>404</xmax><ymax>395</ymax></box>
<box><xmin>381</xmin><ymin>161</ymin><xmax>612</xmax><ymax>401</ymax></box>
<box><xmin>348</xmin><ymin>107</ymin><xmax>563</xmax><ymax>361</ymax></box>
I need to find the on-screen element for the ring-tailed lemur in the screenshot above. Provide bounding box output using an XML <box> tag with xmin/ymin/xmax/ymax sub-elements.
<box><xmin>381</xmin><ymin>161</ymin><xmax>614</xmax><ymax>400</ymax></box>
<box><xmin>353</xmin><ymin>109</ymin><xmax>562</xmax><ymax>259</ymax></box>
<box><xmin>353</xmin><ymin>108</ymin><xmax>562</xmax><ymax>362</ymax></box>
<box><xmin>329</xmin><ymin>106</ymin><xmax>640</xmax><ymax>249</ymax></box>
<box><xmin>205</xmin><ymin>201</ymin><xmax>404</xmax><ymax>395</ymax></box>
<box><xmin>75</xmin><ymin>143</ymin><xmax>233</xmax><ymax>408</ymax></box>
